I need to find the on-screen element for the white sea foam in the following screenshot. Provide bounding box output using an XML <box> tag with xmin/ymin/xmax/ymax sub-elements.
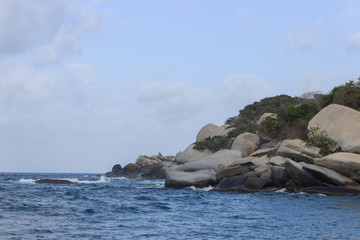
<box><xmin>65</xmin><ymin>175</ymin><xmax>110</xmax><ymax>184</ymax></box>
<box><xmin>187</xmin><ymin>185</ymin><xmax>213</xmax><ymax>192</ymax></box>
<box><xmin>275</xmin><ymin>188</ymin><xmax>287</xmax><ymax>193</ymax></box>
<box><xmin>19</xmin><ymin>178</ymin><xmax>36</xmax><ymax>184</ymax></box>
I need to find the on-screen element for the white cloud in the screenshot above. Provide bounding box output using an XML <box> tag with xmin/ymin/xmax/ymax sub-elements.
<box><xmin>0</xmin><ymin>67</ymin><xmax>58</xmax><ymax>102</ymax></box>
<box><xmin>347</xmin><ymin>31</ymin><xmax>360</xmax><ymax>51</ymax></box>
<box><xmin>65</xmin><ymin>64</ymin><xmax>98</xmax><ymax>85</ymax></box>
<box><xmin>0</xmin><ymin>0</ymin><xmax>70</xmax><ymax>55</ymax></box>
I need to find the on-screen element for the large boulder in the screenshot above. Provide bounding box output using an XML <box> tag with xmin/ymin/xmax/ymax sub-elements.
<box><xmin>219</xmin><ymin>156</ymin><xmax>256</xmax><ymax>170</ymax></box>
<box><xmin>175</xmin><ymin>150</ymin><xmax>243</xmax><ymax>173</ymax></box>
<box><xmin>276</xmin><ymin>139</ymin><xmax>321</xmax><ymax>164</ymax></box>
<box><xmin>285</xmin><ymin>159</ymin><xmax>323</xmax><ymax>187</ymax></box>
<box><xmin>231</xmin><ymin>132</ymin><xmax>260</xmax><ymax>157</ymax></box>
<box><xmin>165</xmin><ymin>169</ymin><xmax>216</xmax><ymax>188</ymax></box>
<box><xmin>308</xmin><ymin>104</ymin><xmax>360</xmax><ymax>152</ymax></box>
<box><xmin>301</xmin><ymin>162</ymin><xmax>358</xmax><ymax>186</ymax></box>
<box><xmin>271</xmin><ymin>166</ymin><xmax>289</xmax><ymax>185</ymax></box>
<box><xmin>196</xmin><ymin>123</ymin><xmax>233</xmax><ymax>142</ymax></box>
<box><xmin>314</xmin><ymin>152</ymin><xmax>360</xmax><ymax>182</ymax></box>
<box><xmin>175</xmin><ymin>143</ymin><xmax>213</xmax><ymax>164</ymax></box>
<box><xmin>269</xmin><ymin>156</ymin><xmax>287</xmax><ymax>167</ymax></box>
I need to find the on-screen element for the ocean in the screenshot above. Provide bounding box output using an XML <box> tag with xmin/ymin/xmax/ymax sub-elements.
<box><xmin>0</xmin><ymin>172</ymin><xmax>359</xmax><ymax>240</ymax></box>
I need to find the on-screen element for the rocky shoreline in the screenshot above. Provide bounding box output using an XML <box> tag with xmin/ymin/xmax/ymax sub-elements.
<box><xmin>105</xmin><ymin>104</ymin><xmax>360</xmax><ymax>196</ymax></box>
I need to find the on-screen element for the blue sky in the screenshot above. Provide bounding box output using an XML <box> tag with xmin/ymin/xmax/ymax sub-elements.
<box><xmin>1</xmin><ymin>0</ymin><xmax>360</xmax><ymax>173</ymax></box>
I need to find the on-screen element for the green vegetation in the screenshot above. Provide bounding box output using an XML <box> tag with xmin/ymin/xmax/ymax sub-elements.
<box><xmin>193</xmin><ymin>78</ymin><xmax>360</xmax><ymax>153</ymax></box>
<box><xmin>307</xmin><ymin>126</ymin><xmax>333</xmax><ymax>156</ymax></box>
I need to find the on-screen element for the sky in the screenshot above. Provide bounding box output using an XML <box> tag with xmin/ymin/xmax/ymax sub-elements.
<box><xmin>1</xmin><ymin>0</ymin><xmax>360</xmax><ymax>173</ymax></box>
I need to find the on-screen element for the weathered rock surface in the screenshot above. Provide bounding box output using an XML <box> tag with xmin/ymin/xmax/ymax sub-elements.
<box><xmin>314</xmin><ymin>152</ymin><xmax>360</xmax><ymax>182</ymax></box>
<box><xmin>250</xmin><ymin>148</ymin><xmax>275</xmax><ymax>157</ymax></box>
<box><xmin>301</xmin><ymin>162</ymin><xmax>358</xmax><ymax>186</ymax></box>
<box><xmin>269</xmin><ymin>156</ymin><xmax>286</xmax><ymax>167</ymax></box>
<box><xmin>308</xmin><ymin>104</ymin><xmax>360</xmax><ymax>152</ymax></box>
<box><xmin>35</xmin><ymin>179</ymin><xmax>76</xmax><ymax>184</ymax></box>
<box><xmin>165</xmin><ymin>169</ymin><xmax>216</xmax><ymax>188</ymax></box>
<box><xmin>216</xmin><ymin>162</ymin><xmax>256</xmax><ymax>181</ymax></box>
<box><xmin>196</xmin><ymin>123</ymin><xmax>233</xmax><ymax>142</ymax></box>
<box><xmin>257</xmin><ymin>113</ymin><xmax>277</xmax><ymax>125</ymax></box>
<box><xmin>277</xmin><ymin>139</ymin><xmax>321</xmax><ymax>164</ymax></box>
<box><xmin>271</xmin><ymin>166</ymin><xmax>289</xmax><ymax>185</ymax></box>
<box><xmin>285</xmin><ymin>159</ymin><xmax>322</xmax><ymax>187</ymax></box>
<box><xmin>231</xmin><ymin>132</ymin><xmax>260</xmax><ymax>157</ymax></box>
<box><xmin>175</xmin><ymin>143</ymin><xmax>213</xmax><ymax>164</ymax></box>
<box><xmin>175</xmin><ymin>150</ymin><xmax>243</xmax><ymax>173</ymax></box>
<box><xmin>219</xmin><ymin>156</ymin><xmax>255</xmax><ymax>170</ymax></box>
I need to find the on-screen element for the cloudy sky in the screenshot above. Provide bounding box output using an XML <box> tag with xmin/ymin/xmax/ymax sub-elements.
<box><xmin>1</xmin><ymin>0</ymin><xmax>360</xmax><ymax>173</ymax></box>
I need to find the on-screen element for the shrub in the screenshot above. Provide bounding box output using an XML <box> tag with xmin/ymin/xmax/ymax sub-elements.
<box><xmin>257</xmin><ymin>116</ymin><xmax>281</xmax><ymax>139</ymax></box>
<box><xmin>307</xmin><ymin>126</ymin><xmax>332</xmax><ymax>156</ymax></box>
<box><xmin>193</xmin><ymin>136</ymin><xmax>228</xmax><ymax>152</ymax></box>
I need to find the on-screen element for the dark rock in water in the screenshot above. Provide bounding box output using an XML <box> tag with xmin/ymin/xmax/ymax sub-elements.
<box><xmin>216</xmin><ymin>175</ymin><xmax>249</xmax><ymax>191</ymax></box>
<box><xmin>300</xmin><ymin>186</ymin><xmax>360</xmax><ymax>196</ymax></box>
<box><xmin>285</xmin><ymin>159</ymin><xmax>323</xmax><ymax>187</ymax></box>
<box><xmin>285</xmin><ymin>179</ymin><xmax>302</xmax><ymax>193</ymax></box>
<box><xmin>123</xmin><ymin>163</ymin><xmax>141</xmax><ymax>174</ymax></box>
<box><xmin>271</xmin><ymin>166</ymin><xmax>289</xmax><ymax>185</ymax></box>
<box><xmin>35</xmin><ymin>179</ymin><xmax>75</xmax><ymax>184</ymax></box>
<box><xmin>112</xmin><ymin>164</ymin><xmax>123</xmax><ymax>175</ymax></box>
<box><xmin>243</xmin><ymin>176</ymin><xmax>271</xmax><ymax>190</ymax></box>
<box><xmin>141</xmin><ymin>165</ymin><xmax>166</xmax><ymax>180</ymax></box>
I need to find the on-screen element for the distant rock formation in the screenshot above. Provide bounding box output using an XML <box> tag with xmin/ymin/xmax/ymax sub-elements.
<box><xmin>106</xmin><ymin>104</ymin><xmax>360</xmax><ymax>195</ymax></box>
<box><xmin>35</xmin><ymin>179</ymin><xmax>76</xmax><ymax>184</ymax></box>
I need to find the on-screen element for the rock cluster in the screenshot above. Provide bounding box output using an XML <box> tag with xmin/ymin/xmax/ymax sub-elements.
<box><xmin>107</xmin><ymin>104</ymin><xmax>360</xmax><ymax>195</ymax></box>
<box><xmin>105</xmin><ymin>153</ymin><xmax>177</xmax><ymax>179</ymax></box>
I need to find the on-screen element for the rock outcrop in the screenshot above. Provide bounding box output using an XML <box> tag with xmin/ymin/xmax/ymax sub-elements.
<box><xmin>36</xmin><ymin>179</ymin><xmax>76</xmax><ymax>184</ymax></box>
<box><xmin>308</xmin><ymin>104</ymin><xmax>360</xmax><ymax>152</ymax></box>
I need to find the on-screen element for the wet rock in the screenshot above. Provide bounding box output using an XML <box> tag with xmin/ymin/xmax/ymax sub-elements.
<box><xmin>285</xmin><ymin>159</ymin><xmax>323</xmax><ymax>187</ymax></box>
<box><xmin>300</xmin><ymin>186</ymin><xmax>360</xmax><ymax>196</ymax></box>
<box><xmin>165</xmin><ymin>169</ymin><xmax>216</xmax><ymax>188</ymax></box>
<box><xmin>35</xmin><ymin>179</ymin><xmax>76</xmax><ymax>184</ymax></box>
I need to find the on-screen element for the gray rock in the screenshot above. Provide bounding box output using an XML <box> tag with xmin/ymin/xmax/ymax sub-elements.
<box><xmin>285</xmin><ymin>159</ymin><xmax>323</xmax><ymax>187</ymax></box>
<box><xmin>270</xmin><ymin>156</ymin><xmax>286</xmax><ymax>167</ymax></box>
<box><xmin>216</xmin><ymin>162</ymin><xmax>256</xmax><ymax>181</ymax></box>
<box><xmin>123</xmin><ymin>163</ymin><xmax>141</xmax><ymax>174</ymax></box>
<box><xmin>231</xmin><ymin>132</ymin><xmax>260</xmax><ymax>157</ymax></box>
<box><xmin>215</xmin><ymin>172</ymin><xmax>256</xmax><ymax>191</ymax></box>
<box><xmin>277</xmin><ymin>139</ymin><xmax>321</xmax><ymax>164</ymax></box>
<box><xmin>271</xmin><ymin>166</ymin><xmax>289</xmax><ymax>185</ymax></box>
<box><xmin>301</xmin><ymin>162</ymin><xmax>358</xmax><ymax>186</ymax></box>
<box><xmin>314</xmin><ymin>152</ymin><xmax>360</xmax><ymax>182</ymax></box>
<box><xmin>196</xmin><ymin>123</ymin><xmax>233</xmax><ymax>142</ymax></box>
<box><xmin>244</xmin><ymin>176</ymin><xmax>271</xmax><ymax>190</ymax></box>
<box><xmin>165</xmin><ymin>169</ymin><xmax>216</xmax><ymax>188</ymax></box>
<box><xmin>250</xmin><ymin>148</ymin><xmax>275</xmax><ymax>157</ymax></box>
<box><xmin>175</xmin><ymin>150</ymin><xmax>243</xmax><ymax>173</ymax></box>
<box><xmin>308</xmin><ymin>104</ymin><xmax>360</xmax><ymax>152</ymax></box>
<box><xmin>175</xmin><ymin>143</ymin><xmax>213</xmax><ymax>164</ymax></box>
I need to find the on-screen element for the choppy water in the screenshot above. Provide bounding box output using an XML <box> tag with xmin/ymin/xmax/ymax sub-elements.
<box><xmin>1</xmin><ymin>173</ymin><xmax>360</xmax><ymax>240</ymax></box>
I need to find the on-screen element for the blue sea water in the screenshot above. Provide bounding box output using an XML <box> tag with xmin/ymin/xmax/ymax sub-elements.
<box><xmin>0</xmin><ymin>173</ymin><xmax>360</xmax><ymax>240</ymax></box>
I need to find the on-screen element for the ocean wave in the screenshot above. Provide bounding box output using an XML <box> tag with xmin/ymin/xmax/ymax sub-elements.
<box><xmin>19</xmin><ymin>178</ymin><xmax>36</xmax><ymax>184</ymax></box>
<box><xmin>18</xmin><ymin>175</ymin><xmax>110</xmax><ymax>184</ymax></box>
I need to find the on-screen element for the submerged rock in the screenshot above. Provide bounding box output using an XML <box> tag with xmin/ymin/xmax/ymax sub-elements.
<box><xmin>300</xmin><ymin>186</ymin><xmax>360</xmax><ymax>196</ymax></box>
<box><xmin>35</xmin><ymin>179</ymin><xmax>75</xmax><ymax>184</ymax></box>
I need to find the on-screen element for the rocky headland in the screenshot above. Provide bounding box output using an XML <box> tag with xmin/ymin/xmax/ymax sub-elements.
<box><xmin>106</xmin><ymin>80</ymin><xmax>360</xmax><ymax>195</ymax></box>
